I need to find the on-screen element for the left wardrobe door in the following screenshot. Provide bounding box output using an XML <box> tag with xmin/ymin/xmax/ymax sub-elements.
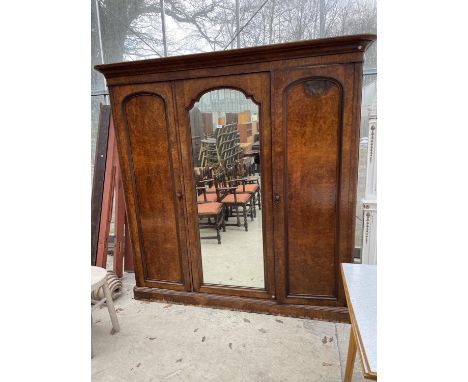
<box><xmin>110</xmin><ymin>83</ymin><xmax>192</xmax><ymax>291</ymax></box>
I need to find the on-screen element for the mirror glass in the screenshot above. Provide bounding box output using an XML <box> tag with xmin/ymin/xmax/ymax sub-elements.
<box><xmin>189</xmin><ymin>88</ymin><xmax>264</xmax><ymax>288</ymax></box>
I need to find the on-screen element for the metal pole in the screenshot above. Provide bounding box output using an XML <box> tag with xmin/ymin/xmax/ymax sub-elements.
<box><xmin>160</xmin><ymin>0</ymin><xmax>168</xmax><ymax>57</ymax></box>
<box><xmin>223</xmin><ymin>0</ymin><xmax>270</xmax><ymax>50</ymax></box>
<box><xmin>319</xmin><ymin>0</ymin><xmax>325</xmax><ymax>38</ymax></box>
<box><xmin>94</xmin><ymin>0</ymin><xmax>109</xmax><ymax>104</ymax></box>
<box><xmin>235</xmin><ymin>0</ymin><xmax>240</xmax><ymax>48</ymax></box>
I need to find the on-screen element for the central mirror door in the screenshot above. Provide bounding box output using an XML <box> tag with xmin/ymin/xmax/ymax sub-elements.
<box><xmin>175</xmin><ymin>74</ymin><xmax>274</xmax><ymax>298</ymax></box>
<box><xmin>189</xmin><ymin>89</ymin><xmax>263</xmax><ymax>288</ymax></box>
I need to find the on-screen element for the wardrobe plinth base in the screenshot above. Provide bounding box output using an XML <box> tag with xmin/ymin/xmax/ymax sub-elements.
<box><xmin>134</xmin><ymin>286</ymin><xmax>350</xmax><ymax>323</ymax></box>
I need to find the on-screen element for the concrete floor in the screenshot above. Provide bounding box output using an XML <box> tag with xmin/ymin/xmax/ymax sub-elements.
<box><xmin>200</xmin><ymin>209</ymin><xmax>264</xmax><ymax>288</ymax></box>
<box><xmin>92</xmin><ymin>272</ymin><xmax>366</xmax><ymax>382</ymax></box>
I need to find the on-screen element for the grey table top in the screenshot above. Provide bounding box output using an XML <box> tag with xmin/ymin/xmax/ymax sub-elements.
<box><xmin>341</xmin><ymin>263</ymin><xmax>377</xmax><ymax>377</ymax></box>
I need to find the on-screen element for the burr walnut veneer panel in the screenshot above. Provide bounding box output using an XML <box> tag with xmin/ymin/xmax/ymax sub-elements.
<box><xmin>110</xmin><ymin>82</ymin><xmax>192</xmax><ymax>292</ymax></box>
<box><xmin>124</xmin><ymin>94</ymin><xmax>183</xmax><ymax>283</ymax></box>
<box><xmin>285</xmin><ymin>78</ymin><xmax>341</xmax><ymax>298</ymax></box>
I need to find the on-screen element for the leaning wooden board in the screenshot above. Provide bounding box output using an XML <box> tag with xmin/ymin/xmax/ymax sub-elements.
<box><xmin>91</xmin><ymin>105</ymin><xmax>111</xmax><ymax>266</ymax></box>
<box><xmin>341</xmin><ymin>263</ymin><xmax>377</xmax><ymax>380</ymax></box>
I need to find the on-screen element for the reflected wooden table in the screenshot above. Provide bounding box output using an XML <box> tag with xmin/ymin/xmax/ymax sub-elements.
<box><xmin>242</xmin><ymin>149</ymin><xmax>260</xmax><ymax>174</ymax></box>
<box><xmin>242</xmin><ymin>149</ymin><xmax>260</xmax><ymax>158</ymax></box>
<box><xmin>341</xmin><ymin>264</ymin><xmax>377</xmax><ymax>381</ymax></box>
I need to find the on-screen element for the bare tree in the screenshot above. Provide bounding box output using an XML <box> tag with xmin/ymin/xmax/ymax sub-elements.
<box><xmin>93</xmin><ymin>0</ymin><xmax>377</xmax><ymax>64</ymax></box>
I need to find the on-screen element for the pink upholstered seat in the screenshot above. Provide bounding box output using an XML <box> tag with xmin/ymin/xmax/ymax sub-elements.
<box><xmin>221</xmin><ymin>193</ymin><xmax>251</xmax><ymax>204</ymax></box>
<box><xmin>197</xmin><ymin>202</ymin><xmax>223</xmax><ymax>215</ymax></box>
<box><xmin>235</xmin><ymin>184</ymin><xmax>259</xmax><ymax>193</ymax></box>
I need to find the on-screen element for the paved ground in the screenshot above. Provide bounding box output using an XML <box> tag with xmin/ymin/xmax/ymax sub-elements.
<box><xmin>92</xmin><ymin>273</ymin><xmax>365</xmax><ymax>382</ymax></box>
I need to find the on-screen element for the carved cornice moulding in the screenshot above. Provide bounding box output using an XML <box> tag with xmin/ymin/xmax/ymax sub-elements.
<box><xmin>95</xmin><ymin>34</ymin><xmax>376</xmax><ymax>80</ymax></box>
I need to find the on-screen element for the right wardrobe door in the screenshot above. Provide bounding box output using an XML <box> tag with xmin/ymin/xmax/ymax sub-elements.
<box><xmin>272</xmin><ymin>63</ymin><xmax>362</xmax><ymax>308</ymax></box>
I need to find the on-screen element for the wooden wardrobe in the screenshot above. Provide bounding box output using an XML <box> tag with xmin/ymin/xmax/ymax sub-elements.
<box><xmin>95</xmin><ymin>34</ymin><xmax>376</xmax><ymax>322</ymax></box>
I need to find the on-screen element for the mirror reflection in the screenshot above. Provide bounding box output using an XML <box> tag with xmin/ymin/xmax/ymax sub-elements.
<box><xmin>190</xmin><ymin>88</ymin><xmax>263</xmax><ymax>288</ymax></box>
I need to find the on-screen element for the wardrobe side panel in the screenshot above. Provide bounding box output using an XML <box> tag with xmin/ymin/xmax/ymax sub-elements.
<box><xmin>285</xmin><ymin>79</ymin><xmax>341</xmax><ymax>297</ymax></box>
<box><xmin>124</xmin><ymin>94</ymin><xmax>183</xmax><ymax>283</ymax></box>
<box><xmin>273</xmin><ymin>64</ymin><xmax>357</xmax><ymax>307</ymax></box>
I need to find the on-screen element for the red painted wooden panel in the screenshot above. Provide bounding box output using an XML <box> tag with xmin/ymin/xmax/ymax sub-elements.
<box><xmin>95</xmin><ymin>117</ymin><xmax>116</xmax><ymax>268</ymax></box>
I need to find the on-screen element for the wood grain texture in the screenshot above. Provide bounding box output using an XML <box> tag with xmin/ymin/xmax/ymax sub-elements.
<box><xmin>95</xmin><ymin>35</ymin><xmax>375</xmax><ymax>81</ymax></box>
<box><xmin>91</xmin><ymin>105</ymin><xmax>111</xmax><ymax>265</ymax></box>
<box><xmin>113</xmin><ymin>154</ymin><xmax>125</xmax><ymax>278</ymax></box>
<box><xmin>97</xmin><ymin>34</ymin><xmax>377</xmax><ymax>321</ymax></box>
<box><xmin>285</xmin><ymin>78</ymin><xmax>341</xmax><ymax>298</ymax></box>
<box><xmin>95</xmin><ymin>116</ymin><xmax>116</xmax><ymax>268</ymax></box>
<box><xmin>124</xmin><ymin>218</ymin><xmax>134</xmax><ymax>272</ymax></box>
<box><xmin>109</xmin><ymin>82</ymin><xmax>192</xmax><ymax>291</ymax></box>
<box><xmin>344</xmin><ymin>324</ymin><xmax>358</xmax><ymax>382</ymax></box>
<box><xmin>124</xmin><ymin>94</ymin><xmax>183</xmax><ymax>283</ymax></box>
<box><xmin>134</xmin><ymin>286</ymin><xmax>349</xmax><ymax>322</ymax></box>
<box><xmin>272</xmin><ymin>64</ymin><xmax>358</xmax><ymax>308</ymax></box>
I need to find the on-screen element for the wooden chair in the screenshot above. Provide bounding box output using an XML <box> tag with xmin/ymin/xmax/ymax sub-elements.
<box><xmin>233</xmin><ymin>160</ymin><xmax>261</xmax><ymax>211</ymax></box>
<box><xmin>197</xmin><ymin>201</ymin><xmax>225</xmax><ymax>244</ymax></box>
<box><xmin>217</xmin><ymin>168</ymin><xmax>254</xmax><ymax>231</ymax></box>
<box><xmin>194</xmin><ymin>165</ymin><xmax>219</xmax><ymax>195</ymax></box>
<box><xmin>195</xmin><ymin>171</ymin><xmax>226</xmax><ymax>244</ymax></box>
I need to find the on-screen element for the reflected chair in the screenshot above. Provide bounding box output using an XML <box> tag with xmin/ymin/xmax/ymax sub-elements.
<box><xmin>197</xmin><ymin>189</ymin><xmax>218</xmax><ymax>203</ymax></box>
<box><xmin>197</xmin><ymin>201</ymin><xmax>225</xmax><ymax>244</ymax></box>
<box><xmin>196</xmin><ymin>171</ymin><xmax>226</xmax><ymax>244</ymax></box>
<box><xmin>194</xmin><ymin>166</ymin><xmax>214</xmax><ymax>190</ymax></box>
<box><xmin>194</xmin><ymin>165</ymin><xmax>219</xmax><ymax>195</ymax></box>
<box><xmin>217</xmin><ymin>169</ymin><xmax>254</xmax><ymax>231</ymax></box>
<box><xmin>235</xmin><ymin>160</ymin><xmax>261</xmax><ymax>210</ymax></box>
